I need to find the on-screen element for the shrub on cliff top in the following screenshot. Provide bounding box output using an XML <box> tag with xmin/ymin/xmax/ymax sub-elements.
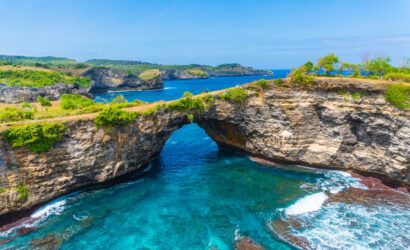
<box><xmin>94</xmin><ymin>106</ymin><xmax>138</xmax><ymax>128</ymax></box>
<box><xmin>384</xmin><ymin>83</ymin><xmax>410</xmax><ymax>109</ymax></box>
<box><xmin>290</xmin><ymin>69</ymin><xmax>315</xmax><ymax>86</ymax></box>
<box><xmin>0</xmin><ymin>107</ymin><xmax>34</xmax><ymax>122</ymax></box>
<box><xmin>4</xmin><ymin>122</ymin><xmax>67</xmax><ymax>153</ymax></box>
<box><xmin>219</xmin><ymin>87</ymin><xmax>249</xmax><ymax>103</ymax></box>
<box><xmin>111</xmin><ymin>95</ymin><xmax>127</xmax><ymax>104</ymax></box>
<box><xmin>254</xmin><ymin>79</ymin><xmax>269</xmax><ymax>90</ymax></box>
<box><xmin>37</xmin><ymin>96</ymin><xmax>51</xmax><ymax>107</ymax></box>
<box><xmin>60</xmin><ymin>94</ymin><xmax>95</xmax><ymax>110</ymax></box>
<box><xmin>384</xmin><ymin>72</ymin><xmax>410</xmax><ymax>83</ymax></box>
<box><xmin>166</xmin><ymin>92</ymin><xmax>205</xmax><ymax>113</ymax></box>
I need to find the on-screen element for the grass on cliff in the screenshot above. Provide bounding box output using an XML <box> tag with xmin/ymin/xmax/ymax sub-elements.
<box><xmin>3</xmin><ymin>122</ymin><xmax>67</xmax><ymax>153</ymax></box>
<box><xmin>0</xmin><ymin>95</ymin><xmax>145</xmax><ymax>124</ymax></box>
<box><xmin>94</xmin><ymin>106</ymin><xmax>138</xmax><ymax>128</ymax></box>
<box><xmin>219</xmin><ymin>87</ymin><xmax>249</xmax><ymax>103</ymax></box>
<box><xmin>384</xmin><ymin>72</ymin><xmax>410</xmax><ymax>83</ymax></box>
<box><xmin>0</xmin><ymin>68</ymin><xmax>92</xmax><ymax>88</ymax></box>
<box><xmin>289</xmin><ymin>69</ymin><xmax>315</xmax><ymax>86</ymax></box>
<box><xmin>0</xmin><ymin>107</ymin><xmax>34</xmax><ymax>122</ymax></box>
<box><xmin>384</xmin><ymin>83</ymin><xmax>410</xmax><ymax>109</ymax></box>
<box><xmin>186</xmin><ymin>69</ymin><xmax>208</xmax><ymax>77</ymax></box>
<box><xmin>138</xmin><ymin>69</ymin><xmax>161</xmax><ymax>81</ymax></box>
<box><xmin>60</xmin><ymin>94</ymin><xmax>96</xmax><ymax>110</ymax></box>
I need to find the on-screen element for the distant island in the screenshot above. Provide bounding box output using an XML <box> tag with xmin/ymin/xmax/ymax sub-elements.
<box><xmin>0</xmin><ymin>55</ymin><xmax>272</xmax><ymax>103</ymax></box>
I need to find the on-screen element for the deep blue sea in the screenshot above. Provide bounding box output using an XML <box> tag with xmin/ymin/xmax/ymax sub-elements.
<box><xmin>2</xmin><ymin>70</ymin><xmax>410</xmax><ymax>250</ymax></box>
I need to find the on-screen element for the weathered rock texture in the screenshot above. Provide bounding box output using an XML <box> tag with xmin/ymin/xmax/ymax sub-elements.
<box><xmin>0</xmin><ymin>78</ymin><xmax>409</xmax><ymax>221</ymax></box>
<box><xmin>0</xmin><ymin>84</ymin><xmax>91</xmax><ymax>104</ymax></box>
<box><xmin>82</xmin><ymin>67</ymin><xmax>163</xmax><ymax>93</ymax></box>
<box><xmin>199</xmin><ymin>79</ymin><xmax>410</xmax><ymax>186</ymax></box>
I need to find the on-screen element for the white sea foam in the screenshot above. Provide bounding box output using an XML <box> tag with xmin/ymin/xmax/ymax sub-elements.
<box><xmin>285</xmin><ymin>192</ymin><xmax>328</xmax><ymax>215</ymax></box>
<box><xmin>73</xmin><ymin>214</ymin><xmax>89</xmax><ymax>221</ymax></box>
<box><xmin>31</xmin><ymin>199</ymin><xmax>67</xmax><ymax>219</ymax></box>
<box><xmin>288</xmin><ymin>202</ymin><xmax>410</xmax><ymax>250</ymax></box>
<box><xmin>234</xmin><ymin>225</ymin><xmax>241</xmax><ymax>241</ymax></box>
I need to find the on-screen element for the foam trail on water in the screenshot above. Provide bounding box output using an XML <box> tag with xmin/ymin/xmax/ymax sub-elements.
<box><xmin>31</xmin><ymin>199</ymin><xmax>67</xmax><ymax>219</ymax></box>
<box><xmin>285</xmin><ymin>192</ymin><xmax>328</xmax><ymax>215</ymax></box>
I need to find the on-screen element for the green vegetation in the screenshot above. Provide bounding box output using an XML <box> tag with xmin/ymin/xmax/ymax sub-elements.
<box><xmin>138</xmin><ymin>69</ymin><xmax>161</xmax><ymax>81</ymax></box>
<box><xmin>16</xmin><ymin>184</ymin><xmax>29</xmax><ymax>200</ymax></box>
<box><xmin>187</xmin><ymin>114</ymin><xmax>194</xmax><ymax>122</ymax></box>
<box><xmin>300</xmin><ymin>61</ymin><xmax>314</xmax><ymax>75</ymax></box>
<box><xmin>0</xmin><ymin>69</ymin><xmax>91</xmax><ymax>88</ymax></box>
<box><xmin>186</xmin><ymin>69</ymin><xmax>208</xmax><ymax>77</ymax></box>
<box><xmin>111</xmin><ymin>95</ymin><xmax>127</xmax><ymax>104</ymax></box>
<box><xmin>0</xmin><ymin>55</ymin><xmax>76</xmax><ymax>67</ymax></box>
<box><xmin>60</xmin><ymin>94</ymin><xmax>95</xmax><ymax>110</ymax></box>
<box><xmin>37</xmin><ymin>96</ymin><xmax>51</xmax><ymax>107</ymax></box>
<box><xmin>317</xmin><ymin>53</ymin><xmax>339</xmax><ymax>75</ymax></box>
<box><xmin>22</xmin><ymin>101</ymin><xmax>31</xmax><ymax>108</ymax></box>
<box><xmin>296</xmin><ymin>53</ymin><xmax>410</xmax><ymax>80</ymax></box>
<box><xmin>4</xmin><ymin>122</ymin><xmax>67</xmax><ymax>153</ymax></box>
<box><xmin>385</xmin><ymin>72</ymin><xmax>410</xmax><ymax>83</ymax></box>
<box><xmin>219</xmin><ymin>87</ymin><xmax>249</xmax><ymax>103</ymax></box>
<box><xmin>351</xmin><ymin>91</ymin><xmax>366</xmax><ymax>100</ymax></box>
<box><xmin>274</xmin><ymin>78</ymin><xmax>285</xmax><ymax>87</ymax></box>
<box><xmin>384</xmin><ymin>83</ymin><xmax>410</xmax><ymax>109</ymax></box>
<box><xmin>85</xmin><ymin>59</ymin><xmax>271</xmax><ymax>76</ymax></box>
<box><xmin>94</xmin><ymin>106</ymin><xmax>138</xmax><ymax>128</ymax></box>
<box><xmin>364</xmin><ymin>57</ymin><xmax>391</xmax><ymax>79</ymax></box>
<box><xmin>338</xmin><ymin>90</ymin><xmax>366</xmax><ymax>102</ymax></box>
<box><xmin>167</xmin><ymin>92</ymin><xmax>205</xmax><ymax>113</ymax></box>
<box><xmin>290</xmin><ymin>69</ymin><xmax>315</xmax><ymax>86</ymax></box>
<box><xmin>340</xmin><ymin>62</ymin><xmax>361</xmax><ymax>77</ymax></box>
<box><xmin>183</xmin><ymin>91</ymin><xmax>194</xmax><ymax>98</ymax></box>
<box><xmin>0</xmin><ymin>107</ymin><xmax>33</xmax><ymax>122</ymax></box>
<box><xmin>255</xmin><ymin>79</ymin><xmax>269</xmax><ymax>90</ymax></box>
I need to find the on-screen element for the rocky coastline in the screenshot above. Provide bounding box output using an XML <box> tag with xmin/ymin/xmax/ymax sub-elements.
<box><xmin>0</xmin><ymin>78</ymin><xmax>408</xmax><ymax>225</ymax></box>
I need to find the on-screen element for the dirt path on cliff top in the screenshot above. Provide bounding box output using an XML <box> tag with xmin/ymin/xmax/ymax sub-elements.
<box><xmin>0</xmin><ymin>89</ymin><xmax>224</xmax><ymax>131</ymax></box>
<box><xmin>0</xmin><ymin>77</ymin><xmax>405</xmax><ymax>131</ymax></box>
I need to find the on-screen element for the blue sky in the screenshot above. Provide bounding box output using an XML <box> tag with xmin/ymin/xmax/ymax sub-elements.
<box><xmin>0</xmin><ymin>0</ymin><xmax>409</xmax><ymax>68</ymax></box>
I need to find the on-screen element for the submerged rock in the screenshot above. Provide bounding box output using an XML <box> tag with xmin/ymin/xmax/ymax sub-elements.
<box><xmin>30</xmin><ymin>233</ymin><xmax>62</xmax><ymax>250</ymax></box>
<box><xmin>235</xmin><ymin>237</ymin><xmax>264</xmax><ymax>250</ymax></box>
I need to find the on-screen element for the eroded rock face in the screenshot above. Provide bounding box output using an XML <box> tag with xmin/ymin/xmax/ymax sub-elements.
<box><xmin>0</xmin><ymin>79</ymin><xmax>408</xmax><ymax>221</ymax></box>
<box><xmin>0</xmin><ymin>109</ymin><xmax>188</xmax><ymax>219</ymax></box>
<box><xmin>198</xmin><ymin>88</ymin><xmax>409</xmax><ymax>185</ymax></box>
<box><xmin>83</xmin><ymin>67</ymin><xmax>163</xmax><ymax>93</ymax></box>
<box><xmin>0</xmin><ymin>84</ymin><xmax>91</xmax><ymax>104</ymax></box>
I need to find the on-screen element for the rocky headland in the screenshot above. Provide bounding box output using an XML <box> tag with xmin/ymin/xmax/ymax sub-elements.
<box><xmin>0</xmin><ymin>77</ymin><xmax>408</xmax><ymax>223</ymax></box>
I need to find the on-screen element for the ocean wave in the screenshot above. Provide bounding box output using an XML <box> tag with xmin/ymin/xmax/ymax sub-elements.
<box><xmin>272</xmin><ymin>169</ymin><xmax>410</xmax><ymax>249</ymax></box>
<box><xmin>31</xmin><ymin>199</ymin><xmax>67</xmax><ymax>219</ymax></box>
<box><xmin>287</xmin><ymin>202</ymin><xmax>410</xmax><ymax>250</ymax></box>
<box><xmin>285</xmin><ymin>192</ymin><xmax>328</xmax><ymax>215</ymax></box>
<box><xmin>301</xmin><ymin>170</ymin><xmax>367</xmax><ymax>194</ymax></box>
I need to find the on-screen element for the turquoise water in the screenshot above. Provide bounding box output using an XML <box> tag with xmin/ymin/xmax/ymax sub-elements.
<box><xmin>1</xmin><ymin>72</ymin><xmax>410</xmax><ymax>249</ymax></box>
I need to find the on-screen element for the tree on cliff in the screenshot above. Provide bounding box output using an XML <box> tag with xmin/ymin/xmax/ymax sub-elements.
<box><xmin>364</xmin><ymin>57</ymin><xmax>391</xmax><ymax>79</ymax></box>
<box><xmin>299</xmin><ymin>61</ymin><xmax>314</xmax><ymax>75</ymax></box>
<box><xmin>316</xmin><ymin>53</ymin><xmax>339</xmax><ymax>76</ymax></box>
<box><xmin>340</xmin><ymin>62</ymin><xmax>361</xmax><ymax>77</ymax></box>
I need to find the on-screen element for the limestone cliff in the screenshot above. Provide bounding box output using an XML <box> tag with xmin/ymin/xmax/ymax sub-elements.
<box><xmin>82</xmin><ymin>67</ymin><xmax>163</xmax><ymax>93</ymax></box>
<box><xmin>0</xmin><ymin>78</ymin><xmax>408</xmax><ymax>221</ymax></box>
<box><xmin>199</xmin><ymin>79</ymin><xmax>409</xmax><ymax>186</ymax></box>
<box><xmin>0</xmin><ymin>83</ymin><xmax>91</xmax><ymax>104</ymax></box>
